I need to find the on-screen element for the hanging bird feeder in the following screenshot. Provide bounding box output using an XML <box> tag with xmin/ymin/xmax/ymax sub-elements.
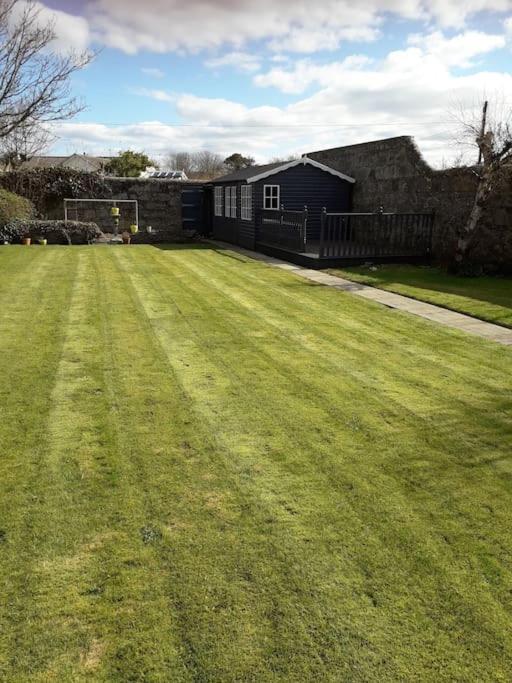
<box><xmin>111</xmin><ymin>206</ymin><xmax>120</xmax><ymax>217</ymax></box>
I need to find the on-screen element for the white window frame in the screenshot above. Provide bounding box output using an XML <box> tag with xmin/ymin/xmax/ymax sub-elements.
<box><xmin>241</xmin><ymin>185</ymin><xmax>252</xmax><ymax>221</ymax></box>
<box><xmin>214</xmin><ymin>186</ymin><xmax>223</xmax><ymax>216</ymax></box>
<box><xmin>224</xmin><ymin>186</ymin><xmax>230</xmax><ymax>217</ymax></box>
<box><xmin>263</xmin><ymin>184</ymin><xmax>280</xmax><ymax>210</ymax></box>
<box><xmin>230</xmin><ymin>186</ymin><xmax>237</xmax><ymax>218</ymax></box>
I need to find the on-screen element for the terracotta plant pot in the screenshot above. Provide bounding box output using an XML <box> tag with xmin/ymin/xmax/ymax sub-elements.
<box><xmin>130</xmin><ymin>224</ymin><xmax>139</xmax><ymax>235</ymax></box>
<box><xmin>122</xmin><ymin>235</ymin><xmax>131</xmax><ymax>244</ymax></box>
<box><xmin>22</xmin><ymin>237</ymin><xmax>31</xmax><ymax>246</ymax></box>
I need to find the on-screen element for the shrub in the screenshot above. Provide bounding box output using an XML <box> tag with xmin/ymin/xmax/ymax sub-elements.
<box><xmin>0</xmin><ymin>188</ymin><xmax>34</xmax><ymax>227</ymax></box>
<box><xmin>0</xmin><ymin>169</ymin><xmax>112</xmax><ymax>215</ymax></box>
<box><xmin>1</xmin><ymin>219</ymin><xmax>103</xmax><ymax>245</ymax></box>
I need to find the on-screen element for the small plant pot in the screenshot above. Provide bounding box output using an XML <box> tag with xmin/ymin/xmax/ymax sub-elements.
<box><xmin>38</xmin><ymin>238</ymin><xmax>47</xmax><ymax>246</ymax></box>
<box><xmin>22</xmin><ymin>237</ymin><xmax>31</xmax><ymax>246</ymax></box>
<box><xmin>130</xmin><ymin>224</ymin><xmax>139</xmax><ymax>235</ymax></box>
<box><xmin>122</xmin><ymin>235</ymin><xmax>131</xmax><ymax>244</ymax></box>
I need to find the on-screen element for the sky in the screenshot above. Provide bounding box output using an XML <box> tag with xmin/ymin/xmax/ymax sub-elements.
<box><xmin>28</xmin><ymin>0</ymin><xmax>512</xmax><ymax>167</ymax></box>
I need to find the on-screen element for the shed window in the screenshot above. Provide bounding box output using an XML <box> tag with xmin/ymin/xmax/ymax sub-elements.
<box><xmin>241</xmin><ymin>185</ymin><xmax>252</xmax><ymax>220</ymax></box>
<box><xmin>230</xmin><ymin>186</ymin><xmax>237</xmax><ymax>218</ymax></box>
<box><xmin>224</xmin><ymin>186</ymin><xmax>237</xmax><ymax>218</ymax></box>
<box><xmin>263</xmin><ymin>184</ymin><xmax>280</xmax><ymax>210</ymax></box>
<box><xmin>214</xmin><ymin>186</ymin><xmax>223</xmax><ymax>216</ymax></box>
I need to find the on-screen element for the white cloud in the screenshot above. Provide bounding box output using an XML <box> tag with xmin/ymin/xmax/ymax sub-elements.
<box><xmin>131</xmin><ymin>88</ymin><xmax>175</xmax><ymax>103</ymax></box>
<box><xmin>107</xmin><ymin>30</ymin><xmax>512</xmax><ymax>168</ymax></box>
<box><xmin>12</xmin><ymin>1</ymin><xmax>91</xmax><ymax>53</ymax></box>
<box><xmin>505</xmin><ymin>16</ymin><xmax>512</xmax><ymax>34</ymax></box>
<box><xmin>267</xmin><ymin>26</ymin><xmax>380</xmax><ymax>53</ymax></box>
<box><xmin>87</xmin><ymin>0</ymin><xmax>512</xmax><ymax>55</ymax></box>
<box><xmin>424</xmin><ymin>0</ymin><xmax>511</xmax><ymax>28</ymax></box>
<box><xmin>254</xmin><ymin>56</ymin><xmax>373</xmax><ymax>94</ymax></box>
<box><xmin>141</xmin><ymin>67</ymin><xmax>165</xmax><ymax>78</ymax></box>
<box><xmin>254</xmin><ymin>30</ymin><xmax>507</xmax><ymax>94</ymax></box>
<box><xmin>205</xmin><ymin>52</ymin><xmax>261</xmax><ymax>73</ymax></box>
<box><xmin>407</xmin><ymin>30</ymin><xmax>506</xmax><ymax>67</ymax></box>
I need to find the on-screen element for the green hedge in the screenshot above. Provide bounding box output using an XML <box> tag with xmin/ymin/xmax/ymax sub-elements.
<box><xmin>0</xmin><ymin>168</ymin><xmax>111</xmax><ymax>215</ymax></box>
<box><xmin>0</xmin><ymin>188</ymin><xmax>34</xmax><ymax>227</ymax></box>
<box><xmin>1</xmin><ymin>219</ymin><xmax>103</xmax><ymax>245</ymax></box>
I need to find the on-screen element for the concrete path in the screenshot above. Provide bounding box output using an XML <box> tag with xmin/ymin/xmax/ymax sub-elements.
<box><xmin>208</xmin><ymin>240</ymin><xmax>512</xmax><ymax>346</ymax></box>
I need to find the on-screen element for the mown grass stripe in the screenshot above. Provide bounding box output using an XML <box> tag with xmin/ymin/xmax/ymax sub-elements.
<box><xmin>1</xmin><ymin>245</ymin><xmax>512</xmax><ymax>681</ymax></box>
<box><xmin>112</xmin><ymin>246</ymin><xmax>512</xmax><ymax>680</ymax></box>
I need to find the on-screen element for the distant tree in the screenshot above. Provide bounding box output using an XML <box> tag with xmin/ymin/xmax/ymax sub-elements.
<box><xmin>194</xmin><ymin>151</ymin><xmax>225</xmax><ymax>177</ymax></box>
<box><xmin>268</xmin><ymin>154</ymin><xmax>299</xmax><ymax>163</ymax></box>
<box><xmin>165</xmin><ymin>151</ymin><xmax>194</xmax><ymax>174</ymax></box>
<box><xmin>452</xmin><ymin>97</ymin><xmax>512</xmax><ymax>270</ymax></box>
<box><xmin>224</xmin><ymin>153</ymin><xmax>255</xmax><ymax>171</ymax></box>
<box><xmin>0</xmin><ymin>119</ymin><xmax>55</xmax><ymax>169</ymax></box>
<box><xmin>164</xmin><ymin>150</ymin><xmax>226</xmax><ymax>179</ymax></box>
<box><xmin>0</xmin><ymin>0</ymin><xmax>93</xmax><ymax>141</ymax></box>
<box><xmin>107</xmin><ymin>150</ymin><xmax>155</xmax><ymax>177</ymax></box>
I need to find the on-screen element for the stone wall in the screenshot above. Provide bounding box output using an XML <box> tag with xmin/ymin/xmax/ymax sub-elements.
<box><xmin>309</xmin><ymin>136</ymin><xmax>512</xmax><ymax>268</ymax></box>
<box><xmin>47</xmin><ymin>177</ymin><xmax>195</xmax><ymax>242</ymax></box>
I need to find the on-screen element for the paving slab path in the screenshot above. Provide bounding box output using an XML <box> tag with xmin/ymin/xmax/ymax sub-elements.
<box><xmin>208</xmin><ymin>240</ymin><xmax>512</xmax><ymax>346</ymax></box>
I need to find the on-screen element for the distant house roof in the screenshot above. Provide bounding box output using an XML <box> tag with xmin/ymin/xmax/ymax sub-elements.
<box><xmin>20</xmin><ymin>154</ymin><xmax>113</xmax><ymax>172</ymax></box>
<box><xmin>212</xmin><ymin>156</ymin><xmax>356</xmax><ymax>184</ymax></box>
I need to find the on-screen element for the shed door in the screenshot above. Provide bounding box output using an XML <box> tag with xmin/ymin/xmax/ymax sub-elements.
<box><xmin>182</xmin><ymin>186</ymin><xmax>207</xmax><ymax>235</ymax></box>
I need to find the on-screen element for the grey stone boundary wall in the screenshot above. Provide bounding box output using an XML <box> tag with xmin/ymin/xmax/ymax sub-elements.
<box><xmin>0</xmin><ymin>175</ymin><xmax>202</xmax><ymax>242</ymax></box>
<box><xmin>50</xmin><ymin>177</ymin><xmax>200</xmax><ymax>242</ymax></box>
<box><xmin>309</xmin><ymin>136</ymin><xmax>512</xmax><ymax>269</ymax></box>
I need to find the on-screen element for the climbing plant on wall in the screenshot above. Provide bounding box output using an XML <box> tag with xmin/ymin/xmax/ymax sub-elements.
<box><xmin>0</xmin><ymin>169</ymin><xmax>112</xmax><ymax>216</ymax></box>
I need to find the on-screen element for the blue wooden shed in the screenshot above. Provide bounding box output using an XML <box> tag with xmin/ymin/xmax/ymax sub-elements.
<box><xmin>211</xmin><ymin>156</ymin><xmax>355</xmax><ymax>250</ymax></box>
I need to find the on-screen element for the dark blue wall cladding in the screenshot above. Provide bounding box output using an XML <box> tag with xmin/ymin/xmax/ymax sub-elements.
<box><xmin>212</xmin><ymin>161</ymin><xmax>353</xmax><ymax>247</ymax></box>
<box><xmin>254</xmin><ymin>163</ymin><xmax>352</xmax><ymax>240</ymax></box>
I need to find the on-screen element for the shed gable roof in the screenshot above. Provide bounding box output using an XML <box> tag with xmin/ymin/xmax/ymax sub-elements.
<box><xmin>213</xmin><ymin>156</ymin><xmax>355</xmax><ymax>184</ymax></box>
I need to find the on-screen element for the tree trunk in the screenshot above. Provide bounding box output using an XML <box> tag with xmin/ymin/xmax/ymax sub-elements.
<box><xmin>454</xmin><ymin>179</ymin><xmax>487</xmax><ymax>265</ymax></box>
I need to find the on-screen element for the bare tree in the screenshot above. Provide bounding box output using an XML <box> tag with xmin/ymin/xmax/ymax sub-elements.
<box><xmin>452</xmin><ymin>98</ymin><xmax>512</xmax><ymax>268</ymax></box>
<box><xmin>194</xmin><ymin>150</ymin><xmax>224</xmax><ymax>177</ymax></box>
<box><xmin>268</xmin><ymin>154</ymin><xmax>299</xmax><ymax>163</ymax></box>
<box><xmin>164</xmin><ymin>151</ymin><xmax>194</xmax><ymax>174</ymax></box>
<box><xmin>164</xmin><ymin>150</ymin><xmax>225</xmax><ymax>178</ymax></box>
<box><xmin>0</xmin><ymin>0</ymin><xmax>93</xmax><ymax>141</ymax></box>
<box><xmin>0</xmin><ymin>118</ymin><xmax>55</xmax><ymax>168</ymax></box>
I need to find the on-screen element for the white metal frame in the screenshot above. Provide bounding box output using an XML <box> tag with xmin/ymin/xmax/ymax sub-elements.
<box><xmin>263</xmin><ymin>184</ymin><xmax>280</xmax><ymax>210</ymax></box>
<box><xmin>63</xmin><ymin>198</ymin><xmax>139</xmax><ymax>226</ymax></box>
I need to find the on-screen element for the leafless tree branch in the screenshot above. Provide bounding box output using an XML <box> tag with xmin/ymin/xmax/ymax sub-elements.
<box><xmin>450</xmin><ymin>95</ymin><xmax>512</xmax><ymax>269</ymax></box>
<box><xmin>0</xmin><ymin>0</ymin><xmax>94</xmax><ymax>141</ymax></box>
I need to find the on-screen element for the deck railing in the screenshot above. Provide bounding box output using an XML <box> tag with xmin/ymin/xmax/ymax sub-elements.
<box><xmin>319</xmin><ymin>210</ymin><xmax>434</xmax><ymax>259</ymax></box>
<box><xmin>256</xmin><ymin>206</ymin><xmax>308</xmax><ymax>252</ymax></box>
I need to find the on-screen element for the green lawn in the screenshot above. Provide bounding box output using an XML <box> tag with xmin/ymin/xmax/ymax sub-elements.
<box><xmin>1</xmin><ymin>244</ymin><xmax>512</xmax><ymax>681</ymax></box>
<box><xmin>329</xmin><ymin>264</ymin><xmax>512</xmax><ymax>328</ymax></box>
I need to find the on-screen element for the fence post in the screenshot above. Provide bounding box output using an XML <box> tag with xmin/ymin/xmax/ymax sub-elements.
<box><xmin>319</xmin><ymin>207</ymin><xmax>327</xmax><ymax>258</ymax></box>
<box><xmin>428</xmin><ymin>212</ymin><xmax>435</xmax><ymax>256</ymax></box>
<box><xmin>303</xmin><ymin>205</ymin><xmax>308</xmax><ymax>250</ymax></box>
